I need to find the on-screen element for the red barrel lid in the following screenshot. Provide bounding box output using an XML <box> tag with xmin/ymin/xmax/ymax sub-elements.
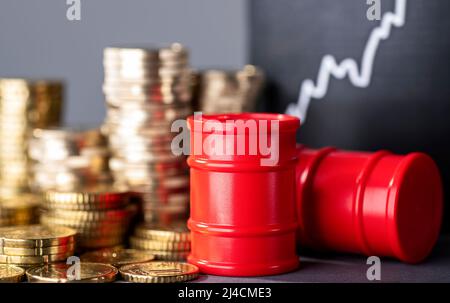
<box><xmin>386</xmin><ymin>152</ymin><xmax>443</xmax><ymax>263</ymax></box>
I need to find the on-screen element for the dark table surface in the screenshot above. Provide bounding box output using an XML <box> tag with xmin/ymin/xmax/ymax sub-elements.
<box><xmin>192</xmin><ymin>235</ymin><xmax>450</xmax><ymax>283</ymax></box>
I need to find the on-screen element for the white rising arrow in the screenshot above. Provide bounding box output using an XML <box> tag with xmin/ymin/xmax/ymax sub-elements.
<box><xmin>286</xmin><ymin>0</ymin><xmax>408</xmax><ymax>122</ymax></box>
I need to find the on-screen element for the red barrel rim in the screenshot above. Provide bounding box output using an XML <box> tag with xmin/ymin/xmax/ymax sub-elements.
<box><xmin>187</xmin><ymin>113</ymin><xmax>300</xmax><ymax>133</ymax></box>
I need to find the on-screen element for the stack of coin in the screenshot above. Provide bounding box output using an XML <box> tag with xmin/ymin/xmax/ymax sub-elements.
<box><xmin>102</xmin><ymin>44</ymin><xmax>192</xmax><ymax>223</ymax></box>
<box><xmin>28</xmin><ymin>128</ymin><xmax>111</xmax><ymax>192</ymax></box>
<box><xmin>0</xmin><ymin>79</ymin><xmax>63</xmax><ymax>198</ymax></box>
<box><xmin>130</xmin><ymin>221</ymin><xmax>190</xmax><ymax>261</ymax></box>
<box><xmin>0</xmin><ymin>194</ymin><xmax>40</xmax><ymax>227</ymax></box>
<box><xmin>41</xmin><ymin>186</ymin><xmax>136</xmax><ymax>251</ymax></box>
<box><xmin>0</xmin><ymin>225</ymin><xmax>76</xmax><ymax>269</ymax></box>
<box><xmin>196</xmin><ymin>65</ymin><xmax>265</xmax><ymax>113</ymax></box>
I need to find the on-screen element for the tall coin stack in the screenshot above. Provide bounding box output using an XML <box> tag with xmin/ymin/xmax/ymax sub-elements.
<box><xmin>0</xmin><ymin>225</ymin><xmax>76</xmax><ymax>269</ymax></box>
<box><xmin>197</xmin><ymin>65</ymin><xmax>264</xmax><ymax>113</ymax></box>
<box><xmin>41</xmin><ymin>186</ymin><xmax>136</xmax><ymax>251</ymax></box>
<box><xmin>28</xmin><ymin>128</ymin><xmax>111</xmax><ymax>192</ymax></box>
<box><xmin>102</xmin><ymin>44</ymin><xmax>192</xmax><ymax>224</ymax></box>
<box><xmin>0</xmin><ymin>79</ymin><xmax>63</xmax><ymax>198</ymax></box>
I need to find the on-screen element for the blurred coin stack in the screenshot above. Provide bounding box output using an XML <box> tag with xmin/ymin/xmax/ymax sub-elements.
<box><xmin>0</xmin><ymin>79</ymin><xmax>63</xmax><ymax>198</ymax></box>
<box><xmin>0</xmin><ymin>195</ymin><xmax>40</xmax><ymax>227</ymax></box>
<box><xmin>0</xmin><ymin>225</ymin><xmax>75</xmax><ymax>269</ymax></box>
<box><xmin>102</xmin><ymin>44</ymin><xmax>192</xmax><ymax>224</ymax></box>
<box><xmin>28</xmin><ymin>128</ymin><xmax>111</xmax><ymax>192</ymax></box>
<box><xmin>41</xmin><ymin>186</ymin><xmax>136</xmax><ymax>251</ymax></box>
<box><xmin>130</xmin><ymin>221</ymin><xmax>190</xmax><ymax>261</ymax></box>
<box><xmin>196</xmin><ymin>65</ymin><xmax>264</xmax><ymax>113</ymax></box>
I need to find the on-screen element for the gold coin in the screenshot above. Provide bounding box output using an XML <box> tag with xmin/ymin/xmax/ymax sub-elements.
<box><xmin>44</xmin><ymin>185</ymin><xmax>129</xmax><ymax>210</ymax></box>
<box><xmin>0</xmin><ymin>251</ymin><xmax>73</xmax><ymax>265</ymax></box>
<box><xmin>0</xmin><ymin>241</ymin><xmax>75</xmax><ymax>256</ymax></box>
<box><xmin>131</xmin><ymin>249</ymin><xmax>189</xmax><ymax>261</ymax></box>
<box><xmin>136</xmin><ymin>192</ymin><xmax>189</xmax><ymax>206</ymax></box>
<box><xmin>152</xmin><ymin>250</ymin><xmax>189</xmax><ymax>261</ymax></box>
<box><xmin>43</xmin><ymin>204</ymin><xmax>137</xmax><ymax>222</ymax></box>
<box><xmin>0</xmin><ymin>194</ymin><xmax>40</xmax><ymax>226</ymax></box>
<box><xmin>134</xmin><ymin>222</ymin><xmax>190</xmax><ymax>242</ymax></box>
<box><xmin>135</xmin><ymin>221</ymin><xmax>191</xmax><ymax>241</ymax></box>
<box><xmin>42</xmin><ymin>200</ymin><xmax>118</xmax><ymax>211</ymax></box>
<box><xmin>130</xmin><ymin>237</ymin><xmax>190</xmax><ymax>251</ymax></box>
<box><xmin>40</xmin><ymin>214</ymin><xmax>132</xmax><ymax>230</ymax></box>
<box><xmin>120</xmin><ymin>261</ymin><xmax>198</xmax><ymax>283</ymax></box>
<box><xmin>48</xmin><ymin>223</ymin><xmax>127</xmax><ymax>238</ymax></box>
<box><xmin>26</xmin><ymin>262</ymin><xmax>117</xmax><ymax>283</ymax></box>
<box><xmin>81</xmin><ymin>248</ymin><xmax>154</xmax><ymax>267</ymax></box>
<box><xmin>0</xmin><ymin>193</ymin><xmax>41</xmax><ymax>214</ymax></box>
<box><xmin>0</xmin><ymin>264</ymin><xmax>25</xmax><ymax>282</ymax></box>
<box><xmin>0</xmin><ymin>225</ymin><xmax>76</xmax><ymax>248</ymax></box>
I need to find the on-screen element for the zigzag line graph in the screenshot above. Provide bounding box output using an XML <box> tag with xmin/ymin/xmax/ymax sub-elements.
<box><xmin>286</xmin><ymin>0</ymin><xmax>408</xmax><ymax>122</ymax></box>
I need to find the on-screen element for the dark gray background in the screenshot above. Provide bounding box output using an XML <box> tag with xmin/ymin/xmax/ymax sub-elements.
<box><xmin>0</xmin><ymin>0</ymin><xmax>247</xmax><ymax>125</ymax></box>
<box><xmin>251</xmin><ymin>0</ymin><xmax>450</xmax><ymax>230</ymax></box>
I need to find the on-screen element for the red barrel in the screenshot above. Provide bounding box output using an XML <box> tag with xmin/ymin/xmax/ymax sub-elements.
<box><xmin>295</xmin><ymin>146</ymin><xmax>443</xmax><ymax>263</ymax></box>
<box><xmin>187</xmin><ymin>113</ymin><xmax>300</xmax><ymax>276</ymax></box>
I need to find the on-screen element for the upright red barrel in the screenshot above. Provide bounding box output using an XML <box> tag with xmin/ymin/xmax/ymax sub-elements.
<box><xmin>187</xmin><ymin>113</ymin><xmax>300</xmax><ymax>276</ymax></box>
<box><xmin>295</xmin><ymin>146</ymin><xmax>443</xmax><ymax>263</ymax></box>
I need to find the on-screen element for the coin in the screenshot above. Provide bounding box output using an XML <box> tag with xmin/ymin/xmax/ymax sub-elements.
<box><xmin>130</xmin><ymin>237</ymin><xmax>190</xmax><ymax>251</ymax></box>
<box><xmin>0</xmin><ymin>252</ymin><xmax>73</xmax><ymax>265</ymax></box>
<box><xmin>139</xmin><ymin>192</ymin><xmax>190</xmax><ymax>207</ymax></box>
<box><xmin>81</xmin><ymin>248</ymin><xmax>155</xmax><ymax>267</ymax></box>
<box><xmin>142</xmin><ymin>208</ymin><xmax>189</xmax><ymax>226</ymax></box>
<box><xmin>0</xmin><ymin>242</ymin><xmax>75</xmax><ymax>256</ymax></box>
<box><xmin>119</xmin><ymin>261</ymin><xmax>199</xmax><ymax>283</ymax></box>
<box><xmin>44</xmin><ymin>185</ymin><xmax>129</xmax><ymax>204</ymax></box>
<box><xmin>0</xmin><ymin>225</ymin><xmax>76</xmax><ymax>248</ymax></box>
<box><xmin>0</xmin><ymin>194</ymin><xmax>41</xmax><ymax>213</ymax></box>
<box><xmin>42</xmin><ymin>199</ymin><xmax>122</xmax><ymax>211</ymax></box>
<box><xmin>0</xmin><ymin>194</ymin><xmax>41</xmax><ymax>226</ymax></box>
<box><xmin>40</xmin><ymin>214</ymin><xmax>132</xmax><ymax>229</ymax></box>
<box><xmin>48</xmin><ymin>204</ymin><xmax>136</xmax><ymax>221</ymax></box>
<box><xmin>137</xmin><ymin>250</ymin><xmax>189</xmax><ymax>261</ymax></box>
<box><xmin>134</xmin><ymin>222</ymin><xmax>190</xmax><ymax>242</ymax></box>
<box><xmin>42</xmin><ymin>223</ymin><xmax>127</xmax><ymax>239</ymax></box>
<box><xmin>26</xmin><ymin>262</ymin><xmax>118</xmax><ymax>283</ymax></box>
<box><xmin>0</xmin><ymin>264</ymin><xmax>25</xmax><ymax>282</ymax></box>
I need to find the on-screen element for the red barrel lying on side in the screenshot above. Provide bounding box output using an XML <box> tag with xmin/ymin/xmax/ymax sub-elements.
<box><xmin>187</xmin><ymin>113</ymin><xmax>300</xmax><ymax>276</ymax></box>
<box><xmin>295</xmin><ymin>146</ymin><xmax>443</xmax><ymax>263</ymax></box>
